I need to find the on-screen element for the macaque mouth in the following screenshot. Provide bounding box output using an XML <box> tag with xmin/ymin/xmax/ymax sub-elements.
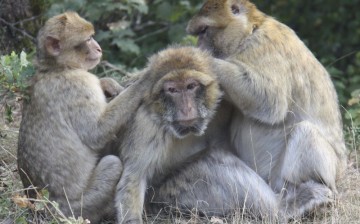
<box><xmin>176</xmin><ymin>126</ymin><xmax>198</xmax><ymax>136</ymax></box>
<box><xmin>172</xmin><ymin>119</ymin><xmax>205</xmax><ymax>137</ymax></box>
<box><xmin>196</xmin><ymin>26</ymin><xmax>209</xmax><ymax>50</ymax></box>
<box><xmin>87</xmin><ymin>57</ymin><xmax>101</xmax><ymax>62</ymax></box>
<box><xmin>198</xmin><ymin>26</ymin><xmax>208</xmax><ymax>36</ymax></box>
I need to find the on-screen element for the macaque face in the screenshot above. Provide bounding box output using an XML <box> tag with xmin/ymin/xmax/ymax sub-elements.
<box><xmin>77</xmin><ymin>36</ymin><xmax>102</xmax><ymax>70</ymax></box>
<box><xmin>151</xmin><ymin>72</ymin><xmax>218</xmax><ymax>139</ymax></box>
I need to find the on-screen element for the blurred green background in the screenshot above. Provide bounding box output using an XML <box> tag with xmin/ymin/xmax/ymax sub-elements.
<box><xmin>1</xmin><ymin>0</ymin><xmax>359</xmax><ymax>127</ymax></box>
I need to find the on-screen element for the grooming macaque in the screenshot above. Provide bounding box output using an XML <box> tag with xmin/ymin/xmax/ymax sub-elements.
<box><xmin>17</xmin><ymin>12</ymin><xmax>153</xmax><ymax>223</ymax></box>
<box><xmin>182</xmin><ymin>0</ymin><xmax>347</xmax><ymax>218</ymax></box>
<box><xmin>114</xmin><ymin>46</ymin><xmax>279</xmax><ymax>223</ymax></box>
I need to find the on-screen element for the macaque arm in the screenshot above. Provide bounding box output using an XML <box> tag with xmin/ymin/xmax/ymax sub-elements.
<box><xmin>74</xmin><ymin>73</ymin><xmax>152</xmax><ymax>151</ymax></box>
<box><xmin>212</xmin><ymin>58</ymin><xmax>289</xmax><ymax>124</ymax></box>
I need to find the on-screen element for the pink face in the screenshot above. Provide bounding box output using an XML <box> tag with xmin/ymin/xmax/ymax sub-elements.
<box><xmin>44</xmin><ymin>34</ymin><xmax>103</xmax><ymax>70</ymax></box>
<box><xmin>164</xmin><ymin>78</ymin><xmax>201</xmax><ymax>127</ymax></box>
<box><xmin>84</xmin><ymin>36</ymin><xmax>102</xmax><ymax>69</ymax></box>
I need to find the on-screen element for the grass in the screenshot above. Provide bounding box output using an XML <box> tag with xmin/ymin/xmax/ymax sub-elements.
<box><xmin>1</xmin><ymin>110</ymin><xmax>359</xmax><ymax>223</ymax></box>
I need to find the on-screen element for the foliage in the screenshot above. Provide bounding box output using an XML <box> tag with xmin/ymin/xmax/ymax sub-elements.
<box><xmin>346</xmin><ymin>89</ymin><xmax>360</xmax><ymax>126</ymax></box>
<box><xmin>0</xmin><ymin>51</ymin><xmax>33</xmax><ymax>94</ymax></box>
<box><xmin>0</xmin><ymin>0</ymin><xmax>50</xmax><ymax>55</ymax></box>
<box><xmin>0</xmin><ymin>51</ymin><xmax>34</xmax><ymax>123</ymax></box>
<box><xmin>253</xmin><ymin>0</ymin><xmax>360</xmax><ymax>110</ymax></box>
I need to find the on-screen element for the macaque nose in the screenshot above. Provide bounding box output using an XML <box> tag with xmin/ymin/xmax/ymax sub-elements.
<box><xmin>178</xmin><ymin>106</ymin><xmax>197</xmax><ymax>126</ymax></box>
<box><xmin>97</xmin><ymin>46</ymin><xmax>102</xmax><ymax>53</ymax></box>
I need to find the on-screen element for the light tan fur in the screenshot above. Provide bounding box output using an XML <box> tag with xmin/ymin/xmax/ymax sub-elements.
<box><xmin>113</xmin><ymin>46</ymin><xmax>279</xmax><ymax>223</ymax></box>
<box><xmin>17</xmin><ymin>12</ymin><xmax>154</xmax><ymax>222</ymax></box>
<box><xmin>182</xmin><ymin>0</ymin><xmax>347</xmax><ymax>219</ymax></box>
<box><xmin>114</xmin><ymin>46</ymin><xmax>223</xmax><ymax>223</ymax></box>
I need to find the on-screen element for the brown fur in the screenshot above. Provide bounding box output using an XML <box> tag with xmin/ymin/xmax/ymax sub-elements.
<box><xmin>155</xmin><ymin>0</ymin><xmax>348</xmax><ymax>219</ymax></box>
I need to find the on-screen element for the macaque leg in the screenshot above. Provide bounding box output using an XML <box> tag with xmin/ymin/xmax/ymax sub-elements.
<box><xmin>115</xmin><ymin>168</ymin><xmax>147</xmax><ymax>224</ymax></box>
<box><xmin>60</xmin><ymin>155</ymin><xmax>123</xmax><ymax>222</ymax></box>
<box><xmin>280</xmin><ymin>121</ymin><xmax>337</xmax><ymax>218</ymax></box>
<box><xmin>147</xmin><ymin>149</ymin><xmax>279</xmax><ymax>221</ymax></box>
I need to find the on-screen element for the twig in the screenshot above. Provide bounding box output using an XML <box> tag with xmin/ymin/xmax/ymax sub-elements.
<box><xmin>0</xmin><ymin>129</ymin><xmax>19</xmax><ymax>134</ymax></box>
<box><xmin>326</xmin><ymin>50</ymin><xmax>359</xmax><ymax>68</ymax></box>
<box><xmin>99</xmin><ymin>61</ymin><xmax>130</xmax><ymax>76</ymax></box>
<box><xmin>12</xmin><ymin>15</ymin><xmax>41</xmax><ymax>25</ymax></box>
<box><xmin>0</xmin><ymin>17</ymin><xmax>36</xmax><ymax>43</ymax></box>
<box><xmin>0</xmin><ymin>144</ymin><xmax>17</xmax><ymax>160</ymax></box>
<box><xmin>134</xmin><ymin>26</ymin><xmax>169</xmax><ymax>42</ymax></box>
<box><xmin>132</xmin><ymin>20</ymin><xmax>167</xmax><ymax>31</ymax></box>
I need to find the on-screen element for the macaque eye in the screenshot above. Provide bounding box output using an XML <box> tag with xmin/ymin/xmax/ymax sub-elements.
<box><xmin>187</xmin><ymin>83</ymin><xmax>198</xmax><ymax>90</ymax></box>
<box><xmin>86</xmin><ymin>36</ymin><xmax>93</xmax><ymax>42</ymax></box>
<box><xmin>231</xmin><ymin>5</ymin><xmax>240</xmax><ymax>14</ymax></box>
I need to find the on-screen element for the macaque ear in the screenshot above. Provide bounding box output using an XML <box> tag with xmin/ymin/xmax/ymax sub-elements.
<box><xmin>45</xmin><ymin>36</ymin><xmax>61</xmax><ymax>56</ymax></box>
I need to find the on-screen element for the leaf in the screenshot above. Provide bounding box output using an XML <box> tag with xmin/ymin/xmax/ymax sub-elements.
<box><xmin>129</xmin><ymin>0</ymin><xmax>148</xmax><ymax>13</ymax></box>
<box><xmin>12</xmin><ymin>194</ymin><xmax>34</xmax><ymax>209</ymax></box>
<box><xmin>38</xmin><ymin>189</ymin><xmax>50</xmax><ymax>200</ymax></box>
<box><xmin>348</xmin><ymin>98</ymin><xmax>360</xmax><ymax>106</ymax></box>
<box><xmin>156</xmin><ymin>2</ymin><xmax>172</xmax><ymax>20</ymax></box>
<box><xmin>15</xmin><ymin>217</ymin><xmax>28</xmax><ymax>224</ymax></box>
<box><xmin>111</xmin><ymin>39</ymin><xmax>140</xmax><ymax>55</ymax></box>
<box><xmin>168</xmin><ymin>24</ymin><xmax>186</xmax><ymax>42</ymax></box>
<box><xmin>5</xmin><ymin>104</ymin><xmax>14</xmax><ymax>123</ymax></box>
<box><xmin>95</xmin><ymin>30</ymin><xmax>112</xmax><ymax>42</ymax></box>
<box><xmin>20</xmin><ymin>51</ymin><xmax>29</xmax><ymax>67</ymax></box>
<box><xmin>351</xmin><ymin>89</ymin><xmax>360</xmax><ymax>98</ymax></box>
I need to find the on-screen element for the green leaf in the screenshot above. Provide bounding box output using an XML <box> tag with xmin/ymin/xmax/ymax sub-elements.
<box><xmin>111</xmin><ymin>39</ymin><xmax>140</xmax><ymax>55</ymax></box>
<box><xmin>95</xmin><ymin>30</ymin><xmax>112</xmax><ymax>42</ymax></box>
<box><xmin>20</xmin><ymin>51</ymin><xmax>29</xmax><ymax>68</ymax></box>
<box><xmin>156</xmin><ymin>2</ymin><xmax>172</xmax><ymax>20</ymax></box>
<box><xmin>5</xmin><ymin>104</ymin><xmax>13</xmax><ymax>123</ymax></box>
<box><xmin>130</xmin><ymin>0</ymin><xmax>148</xmax><ymax>13</ymax></box>
<box><xmin>15</xmin><ymin>217</ymin><xmax>27</xmax><ymax>224</ymax></box>
<box><xmin>40</xmin><ymin>189</ymin><xmax>50</xmax><ymax>199</ymax></box>
<box><xmin>351</xmin><ymin>89</ymin><xmax>360</xmax><ymax>97</ymax></box>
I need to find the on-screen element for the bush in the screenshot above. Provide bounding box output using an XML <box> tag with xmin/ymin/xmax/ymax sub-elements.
<box><xmin>0</xmin><ymin>51</ymin><xmax>34</xmax><ymax>123</ymax></box>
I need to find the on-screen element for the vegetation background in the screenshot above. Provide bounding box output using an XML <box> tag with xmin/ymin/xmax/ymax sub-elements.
<box><xmin>0</xmin><ymin>0</ymin><xmax>359</xmax><ymax>223</ymax></box>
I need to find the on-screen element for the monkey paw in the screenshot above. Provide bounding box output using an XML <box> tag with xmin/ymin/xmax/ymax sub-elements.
<box><xmin>280</xmin><ymin>181</ymin><xmax>334</xmax><ymax>219</ymax></box>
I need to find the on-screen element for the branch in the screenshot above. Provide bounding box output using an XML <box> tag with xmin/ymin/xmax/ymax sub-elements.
<box><xmin>134</xmin><ymin>26</ymin><xmax>169</xmax><ymax>42</ymax></box>
<box><xmin>99</xmin><ymin>61</ymin><xmax>131</xmax><ymax>77</ymax></box>
<box><xmin>12</xmin><ymin>15</ymin><xmax>41</xmax><ymax>25</ymax></box>
<box><xmin>0</xmin><ymin>17</ymin><xmax>36</xmax><ymax>43</ymax></box>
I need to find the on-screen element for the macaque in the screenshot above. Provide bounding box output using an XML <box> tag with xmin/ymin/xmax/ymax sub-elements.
<box><xmin>17</xmin><ymin>12</ymin><xmax>153</xmax><ymax>223</ymax></box>
<box><xmin>183</xmin><ymin>0</ymin><xmax>347</xmax><ymax>218</ymax></box>
<box><xmin>115</xmin><ymin>46</ymin><xmax>220</xmax><ymax>223</ymax></box>
<box><xmin>114</xmin><ymin>46</ymin><xmax>279</xmax><ymax>223</ymax></box>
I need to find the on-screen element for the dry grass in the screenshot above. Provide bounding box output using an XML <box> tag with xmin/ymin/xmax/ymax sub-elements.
<box><xmin>1</xmin><ymin>115</ymin><xmax>359</xmax><ymax>223</ymax></box>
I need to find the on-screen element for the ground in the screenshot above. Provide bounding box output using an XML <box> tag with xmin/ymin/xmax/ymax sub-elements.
<box><xmin>1</xmin><ymin>109</ymin><xmax>359</xmax><ymax>223</ymax></box>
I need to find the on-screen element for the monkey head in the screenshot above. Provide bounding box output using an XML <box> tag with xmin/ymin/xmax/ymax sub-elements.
<box><xmin>36</xmin><ymin>12</ymin><xmax>102</xmax><ymax>71</ymax></box>
<box><xmin>145</xmin><ymin>46</ymin><xmax>222</xmax><ymax>139</ymax></box>
<box><xmin>186</xmin><ymin>0</ymin><xmax>265</xmax><ymax>58</ymax></box>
